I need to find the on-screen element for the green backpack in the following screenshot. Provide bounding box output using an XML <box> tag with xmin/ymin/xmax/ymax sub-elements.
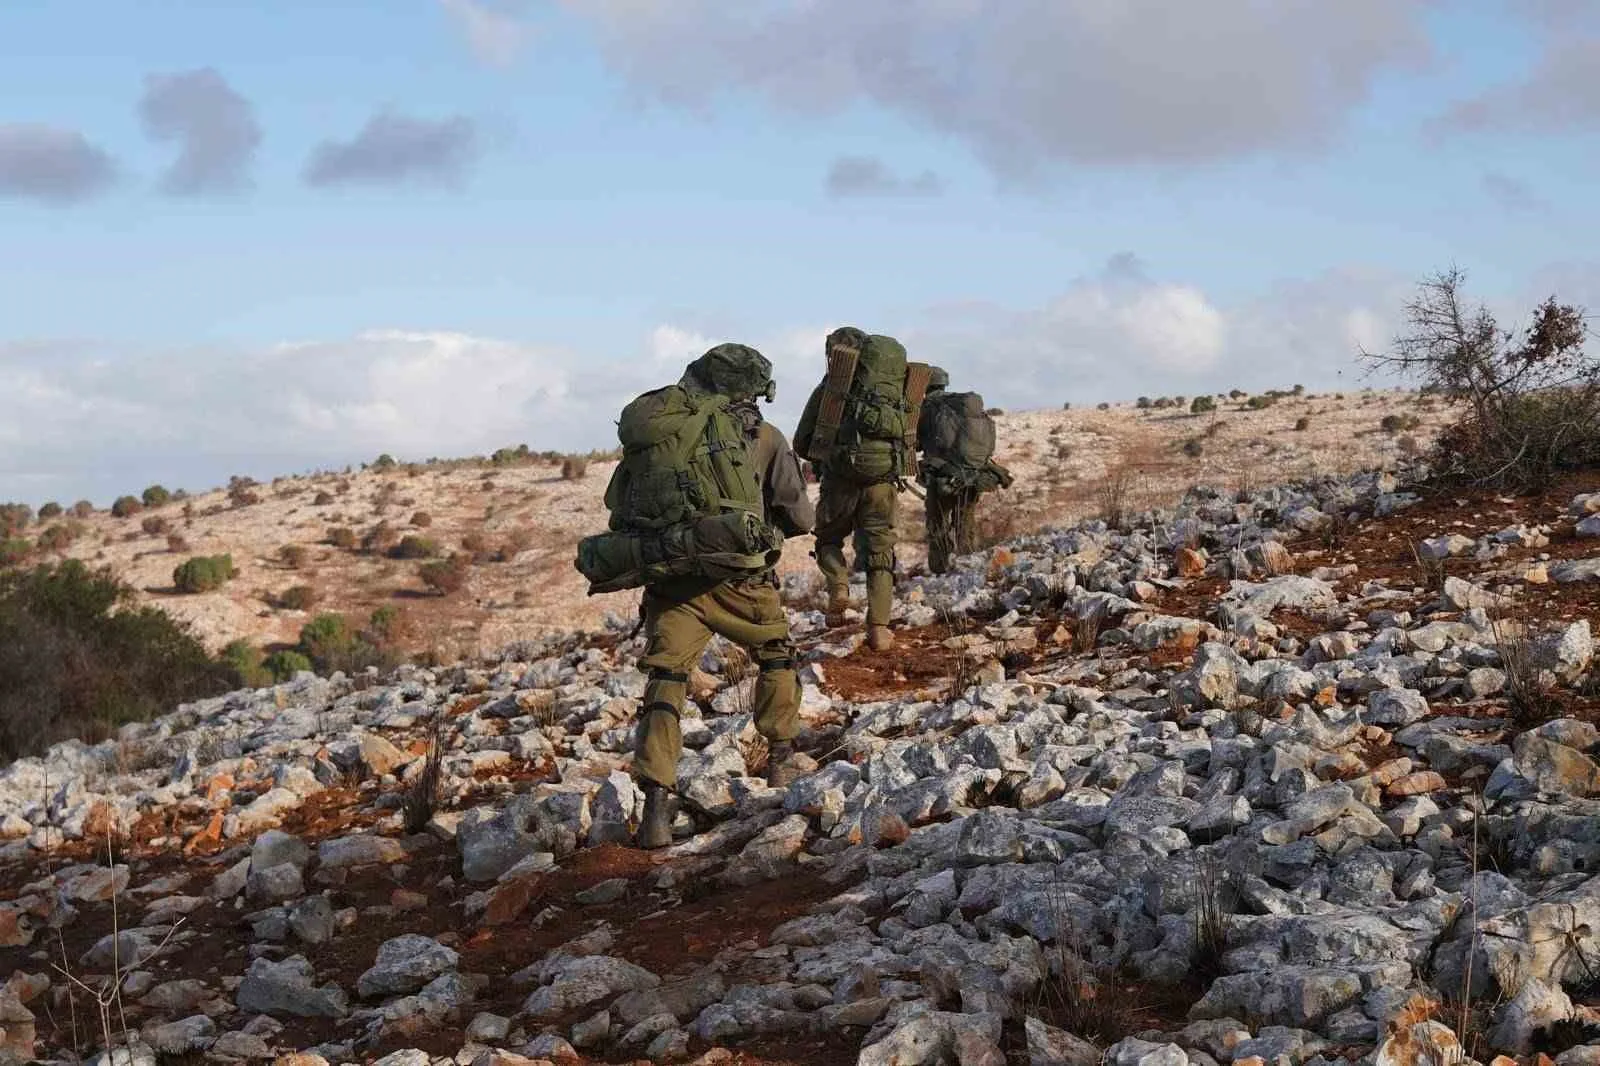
<box><xmin>604</xmin><ymin>385</ymin><xmax>760</xmax><ymax>532</ymax></box>
<box><xmin>576</xmin><ymin>354</ymin><xmax>782</xmax><ymax>593</ymax></box>
<box><xmin>924</xmin><ymin>391</ymin><xmax>996</xmax><ymax>470</ymax></box>
<box><xmin>837</xmin><ymin>334</ymin><xmax>913</xmax><ymax>482</ymax></box>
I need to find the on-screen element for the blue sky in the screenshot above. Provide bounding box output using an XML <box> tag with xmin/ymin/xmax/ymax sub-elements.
<box><xmin>1</xmin><ymin>0</ymin><xmax>1597</xmax><ymax>502</ymax></box>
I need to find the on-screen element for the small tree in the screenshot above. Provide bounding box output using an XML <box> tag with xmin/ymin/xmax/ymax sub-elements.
<box><xmin>71</xmin><ymin>500</ymin><xmax>95</xmax><ymax>519</ymax></box>
<box><xmin>1361</xmin><ymin>267</ymin><xmax>1596</xmax><ymax>490</ymax></box>
<box><xmin>142</xmin><ymin>485</ymin><xmax>172</xmax><ymax>508</ymax></box>
<box><xmin>111</xmin><ymin>495</ymin><xmax>143</xmax><ymax>518</ymax></box>
<box><xmin>141</xmin><ymin>515</ymin><xmax>169</xmax><ymax>536</ymax></box>
<box><xmin>37</xmin><ymin>502</ymin><xmax>62</xmax><ymax>520</ymax></box>
<box><xmin>1190</xmin><ymin>396</ymin><xmax>1217</xmax><ymax>415</ymax></box>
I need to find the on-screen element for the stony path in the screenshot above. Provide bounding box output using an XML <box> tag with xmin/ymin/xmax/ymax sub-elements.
<box><xmin>7</xmin><ymin>461</ymin><xmax>1600</xmax><ymax>1066</ymax></box>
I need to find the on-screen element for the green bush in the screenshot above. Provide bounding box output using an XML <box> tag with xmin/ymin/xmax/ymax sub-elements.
<box><xmin>1245</xmin><ymin>394</ymin><xmax>1278</xmax><ymax>410</ymax></box>
<box><xmin>0</xmin><ymin>561</ymin><xmax>234</xmax><ymax>761</ymax></box>
<box><xmin>1190</xmin><ymin>396</ymin><xmax>1217</xmax><ymax>415</ymax></box>
<box><xmin>0</xmin><ymin>503</ymin><xmax>32</xmax><ymax>537</ymax></box>
<box><xmin>37</xmin><ymin>524</ymin><xmax>79</xmax><ymax>554</ymax></box>
<box><xmin>373</xmin><ymin>453</ymin><xmax>398</xmax><ymax>471</ymax></box>
<box><xmin>391</xmin><ymin>534</ymin><xmax>440</xmax><ymax>559</ymax></box>
<box><xmin>264</xmin><ymin>650</ymin><xmax>313</xmax><ymax>681</ymax></box>
<box><xmin>38</xmin><ymin>502</ymin><xmax>63</xmax><ymax>520</ymax></box>
<box><xmin>142</xmin><ymin>485</ymin><xmax>171</xmax><ymax>508</ymax></box>
<box><xmin>296</xmin><ymin>612</ymin><xmax>393</xmax><ymax>675</ymax></box>
<box><xmin>419</xmin><ymin>553</ymin><xmax>470</xmax><ymax>595</ymax></box>
<box><xmin>111</xmin><ymin>495</ymin><xmax>143</xmax><ymax>518</ymax></box>
<box><xmin>221</xmin><ymin>639</ymin><xmax>271</xmax><ymax>689</ymax></box>
<box><xmin>0</xmin><ymin>539</ymin><xmax>32</xmax><ymax>568</ymax></box>
<box><xmin>173</xmin><ymin>554</ymin><xmax>235</xmax><ymax>594</ymax></box>
<box><xmin>72</xmin><ymin>500</ymin><xmax>95</xmax><ymax>519</ymax></box>
<box><xmin>277</xmin><ymin>585</ymin><xmax>319</xmax><ymax>611</ymax></box>
<box><xmin>1136</xmin><ymin>397</ymin><xmax>1152</xmax><ymax>410</ymax></box>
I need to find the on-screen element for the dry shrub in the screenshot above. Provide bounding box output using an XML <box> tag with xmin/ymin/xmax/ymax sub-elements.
<box><xmin>410</xmin><ymin>510</ymin><xmax>432</xmax><ymax>528</ymax></box>
<box><xmin>419</xmin><ymin>553</ymin><xmax>470</xmax><ymax>595</ymax></box>
<box><xmin>1097</xmin><ymin>470</ymin><xmax>1134</xmax><ymax>529</ymax></box>
<box><xmin>327</xmin><ymin>526</ymin><xmax>358</xmax><ymax>550</ymax></box>
<box><xmin>165</xmin><ymin>533</ymin><xmax>189</xmax><ymax>554</ymax></box>
<box><xmin>140</xmin><ymin>515</ymin><xmax>168</xmax><ymax>536</ymax></box>
<box><xmin>278</xmin><ymin>544</ymin><xmax>308</xmax><ymax>569</ymax></box>
<box><xmin>1363</xmin><ymin>268</ymin><xmax>1599</xmax><ymax>491</ymax></box>
<box><xmin>561</xmin><ymin>456</ymin><xmax>588</xmax><ymax>480</ymax></box>
<box><xmin>277</xmin><ymin>584</ymin><xmax>319</xmax><ymax>612</ymax></box>
<box><xmin>1294</xmin><ymin>416</ymin><xmax>1311</xmax><ymax>431</ymax></box>
<box><xmin>402</xmin><ymin>714</ymin><xmax>446</xmax><ymax>834</ymax></box>
<box><xmin>313</xmin><ymin>491</ymin><xmax>335</xmax><ymax>506</ymax></box>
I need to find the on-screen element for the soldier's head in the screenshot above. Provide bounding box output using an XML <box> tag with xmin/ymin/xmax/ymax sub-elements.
<box><xmin>685</xmin><ymin>343</ymin><xmax>776</xmax><ymax>404</ymax></box>
<box><xmin>927</xmin><ymin>366</ymin><xmax>950</xmax><ymax>393</ymax></box>
<box><xmin>825</xmin><ymin>326</ymin><xmax>869</xmax><ymax>360</ymax></box>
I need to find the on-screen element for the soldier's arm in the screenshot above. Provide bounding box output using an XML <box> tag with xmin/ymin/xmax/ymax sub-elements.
<box><xmin>759</xmin><ymin>424</ymin><xmax>816</xmax><ymax>537</ymax></box>
<box><xmin>792</xmin><ymin>385</ymin><xmax>823</xmax><ymax>458</ymax></box>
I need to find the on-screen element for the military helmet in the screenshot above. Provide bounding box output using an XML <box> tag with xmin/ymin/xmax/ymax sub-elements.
<box><xmin>927</xmin><ymin>366</ymin><xmax>950</xmax><ymax>392</ymax></box>
<box><xmin>826</xmin><ymin>326</ymin><xmax>869</xmax><ymax>355</ymax></box>
<box><xmin>687</xmin><ymin>343</ymin><xmax>776</xmax><ymax>403</ymax></box>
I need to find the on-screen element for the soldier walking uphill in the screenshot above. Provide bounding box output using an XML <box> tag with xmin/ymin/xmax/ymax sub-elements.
<box><xmin>794</xmin><ymin>328</ymin><xmax>932</xmax><ymax>652</ymax></box>
<box><xmin>917</xmin><ymin>367</ymin><xmax>1013</xmax><ymax>574</ymax></box>
<box><xmin>574</xmin><ymin>344</ymin><xmax>815</xmax><ymax>850</ymax></box>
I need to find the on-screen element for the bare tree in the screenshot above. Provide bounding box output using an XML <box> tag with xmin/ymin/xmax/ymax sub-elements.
<box><xmin>1361</xmin><ymin>267</ymin><xmax>1596</xmax><ymax>490</ymax></box>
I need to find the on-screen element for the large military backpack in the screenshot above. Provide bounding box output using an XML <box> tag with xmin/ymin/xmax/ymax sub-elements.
<box><xmin>574</xmin><ymin>380</ymin><xmax>781</xmax><ymax>594</ymax></box>
<box><xmin>924</xmin><ymin>391</ymin><xmax>996</xmax><ymax>470</ymax></box>
<box><xmin>806</xmin><ymin>330</ymin><xmax>930</xmax><ymax>483</ymax></box>
<box><xmin>920</xmin><ymin>390</ymin><xmax>1012</xmax><ymax>495</ymax></box>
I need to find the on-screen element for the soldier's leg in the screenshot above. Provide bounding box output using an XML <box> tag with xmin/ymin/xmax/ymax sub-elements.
<box><xmin>635</xmin><ymin>591</ymin><xmax>713</xmax><ymax>790</ymax></box>
<box><xmin>952</xmin><ymin>488</ymin><xmax>980</xmax><ymax>556</ymax></box>
<box><xmin>813</xmin><ymin>477</ymin><xmax>860</xmax><ymax>618</ymax></box>
<box><xmin>859</xmin><ymin>480</ymin><xmax>899</xmax><ymax>633</ymax></box>
<box><xmin>926</xmin><ymin>489</ymin><xmax>955</xmax><ymax>574</ymax></box>
<box><xmin>700</xmin><ymin>582</ymin><xmax>804</xmax><ymax>785</ymax></box>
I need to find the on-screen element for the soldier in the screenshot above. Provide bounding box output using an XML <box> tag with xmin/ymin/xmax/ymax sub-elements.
<box><xmin>916</xmin><ymin>367</ymin><xmax>1013</xmax><ymax>574</ymax></box>
<box><xmin>794</xmin><ymin>328</ymin><xmax>932</xmax><ymax>652</ymax></box>
<box><xmin>574</xmin><ymin>344</ymin><xmax>815</xmax><ymax>850</ymax></box>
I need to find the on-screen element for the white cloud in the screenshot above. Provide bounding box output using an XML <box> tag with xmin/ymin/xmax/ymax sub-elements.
<box><xmin>440</xmin><ymin>0</ymin><xmax>533</xmax><ymax>68</ymax></box>
<box><xmin>560</xmin><ymin>0</ymin><xmax>1434</xmax><ymax>176</ymax></box>
<box><xmin>0</xmin><ymin>264</ymin><xmax>1436</xmax><ymax>504</ymax></box>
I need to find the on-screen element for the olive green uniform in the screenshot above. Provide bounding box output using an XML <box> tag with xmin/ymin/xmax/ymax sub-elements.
<box><xmin>924</xmin><ymin>484</ymin><xmax>980</xmax><ymax>574</ymax></box>
<box><xmin>794</xmin><ymin>384</ymin><xmax>898</xmax><ymax>626</ymax></box>
<box><xmin>633</xmin><ymin>416</ymin><xmax>814</xmax><ymax>789</ymax></box>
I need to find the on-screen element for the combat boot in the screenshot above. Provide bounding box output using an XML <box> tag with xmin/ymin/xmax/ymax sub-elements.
<box><xmin>765</xmin><ymin>742</ymin><xmax>804</xmax><ymax>790</ymax></box>
<box><xmin>867</xmin><ymin>624</ymin><xmax>895</xmax><ymax>652</ymax></box>
<box><xmin>825</xmin><ymin>587</ymin><xmax>850</xmax><ymax>628</ymax></box>
<box><xmin>636</xmin><ymin>782</ymin><xmax>677</xmax><ymax>850</ymax></box>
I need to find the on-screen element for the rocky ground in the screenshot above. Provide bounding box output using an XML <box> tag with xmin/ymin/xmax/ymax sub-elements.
<box><xmin>34</xmin><ymin>386</ymin><xmax>1446</xmax><ymax>658</ymax></box>
<box><xmin>13</xmin><ymin>445</ymin><xmax>1600</xmax><ymax>1066</ymax></box>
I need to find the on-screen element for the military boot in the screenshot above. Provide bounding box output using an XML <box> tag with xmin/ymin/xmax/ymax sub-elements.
<box><xmin>825</xmin><ymin>587</ymin><xmax>850</xmax><ymax>628</ymax></box>
<box><xmin>867</xmin><ymin>624</ymin><xmax>896</xmax><ymax>652</ymax></box>
<box><xmin>766</xmin><ymin>741</ymin><xmax>804</xmax><ymax>790</ymax></box>
<box><xmin>636</xmin><ymin>782</ymin><xmax>677</xmax><ymax>850</ymax></box>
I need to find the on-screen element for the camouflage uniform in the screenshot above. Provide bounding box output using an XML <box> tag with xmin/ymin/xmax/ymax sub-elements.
<box><xmin>633</xmin><ymin>405</ymin><xmax>815</xmax><ymax>792</ymax></box>
<box><xmin>917</xmin><ymin>369</ymin><xmax>1009</xmax><ymax>575</ymax></box>
<box><xmin>794</xmin><ymin>389</ymin><xmax>898</xmax><ymax>631</ymax></box>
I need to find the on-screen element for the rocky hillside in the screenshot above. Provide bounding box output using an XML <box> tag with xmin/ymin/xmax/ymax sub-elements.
<box><xmin>23</xmin><ymin>387</ymin><xmax>1444</xmax><ymax>659</ymax></box>
<box><xmin>14</xmin><ymin>442</ymin><xmax>1600</xmax><ymax>1066</ymax></box>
